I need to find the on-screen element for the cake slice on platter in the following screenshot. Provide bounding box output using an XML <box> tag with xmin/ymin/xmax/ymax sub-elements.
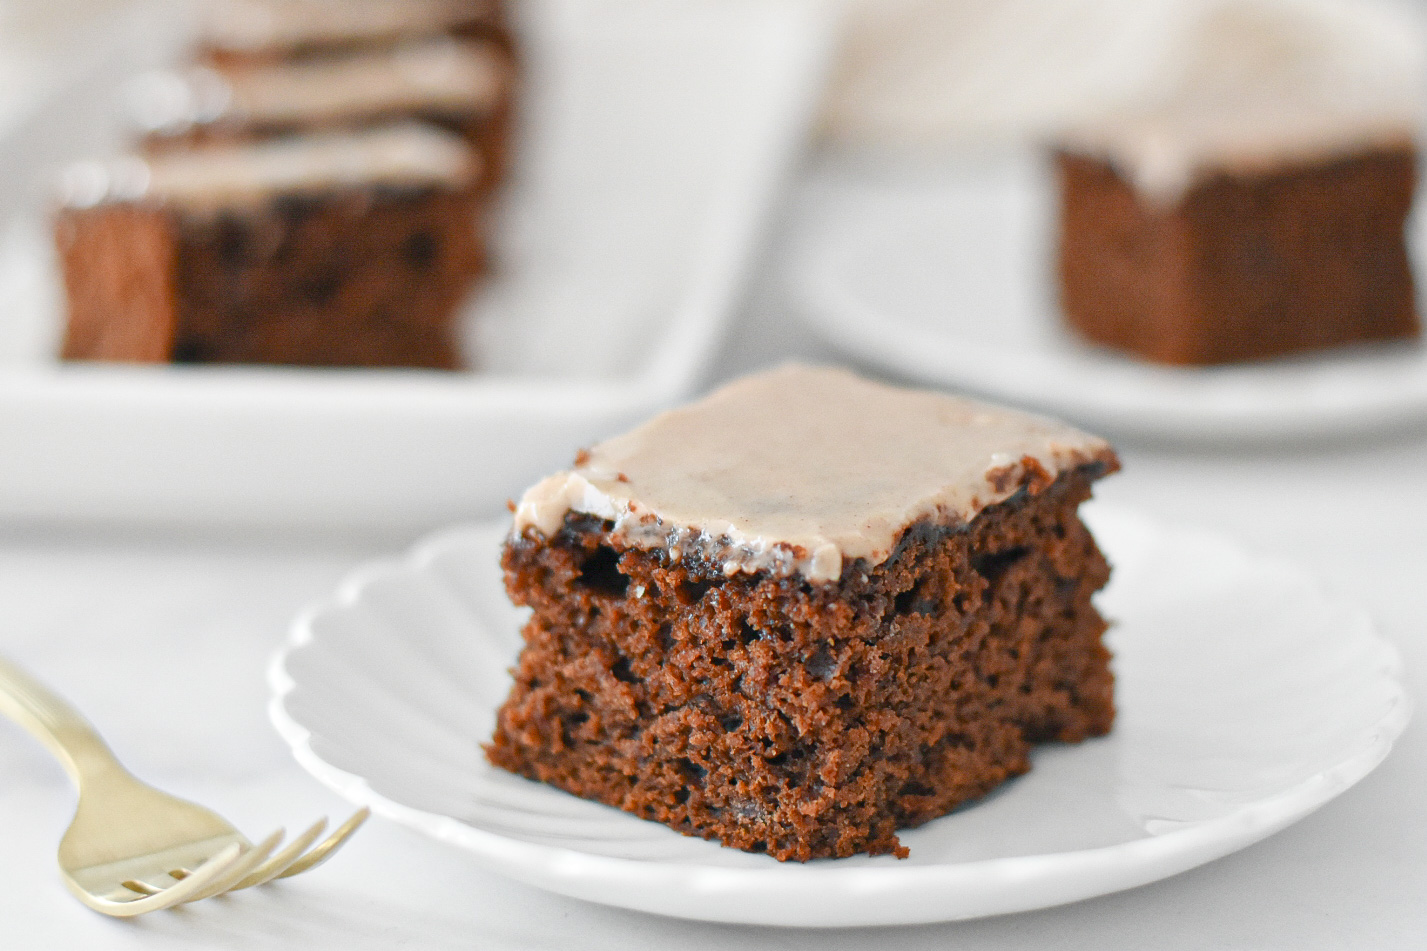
<box><xmin>197</xmin><ymin>0</ymin><xmax>511</xmax><ymax>68</ymax></box>
<box><xmin>132</xmin><ymin>37</ymin><xmax>515</xmax><ymax>192</ymax></box>
<box><xmin>56</xmin><ymin>124</ymin><xmax>483</xmax><ymax>369</ymax></box>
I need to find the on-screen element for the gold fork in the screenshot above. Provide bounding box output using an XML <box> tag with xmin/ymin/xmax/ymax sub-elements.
<box><xmin>0</xmin><ymin>652</ymin><xmax>368</xmax><ymax>916</ymax></box>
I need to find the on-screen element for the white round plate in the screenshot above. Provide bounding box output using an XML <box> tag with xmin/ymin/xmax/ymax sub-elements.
<box><xmin>791</xmin><ymin>153</ymin><xmax>1427</xmax><ymax>441</ymax></box>
<box><xmin>269</xmin><ymin>507</ymin><xmax>1410</xmax><ymax>927</ymax></box>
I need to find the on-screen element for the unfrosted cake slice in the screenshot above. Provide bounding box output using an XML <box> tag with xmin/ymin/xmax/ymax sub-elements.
<box><xmin>487</xmin><ymin>365</ymin><xmax>1119</xmax><ymax>861</ymax></box>
<box><xmin>57</xmin><ymin>123</ymin><xmax>482</xmax><ymax>368</ymax></box>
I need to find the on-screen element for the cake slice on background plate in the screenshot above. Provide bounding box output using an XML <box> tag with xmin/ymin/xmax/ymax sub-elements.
<box><xmin>488</xmin><ymin>365</ymin><xmax>1119</xmax><ymax>861</ymax></box>
<box><xmin>1053</xmin><ymin>0</ymin><xmax>1423</xmax><ymax>365</ymax></box>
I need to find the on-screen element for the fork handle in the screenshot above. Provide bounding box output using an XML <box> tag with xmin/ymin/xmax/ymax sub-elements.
<box><xmin>0</xmin><ymin>652</ymin><xmax>127</xmax><ymax>788</ymax></box>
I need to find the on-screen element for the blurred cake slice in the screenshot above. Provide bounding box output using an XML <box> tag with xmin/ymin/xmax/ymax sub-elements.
<box><xmin>1056</xmin><ymin>108</ymin><xmax>1419</xmax><ymax>366</ymax></box>
<box><xmin>1053</xmin><ymin>1</ymin><xmax>1422</xmax><ymax>366</ymax></box>
<box><xmin>198</xmin><ymin>0</ymin><xmax>510</xmax><ymax>68</ymax></box>
<box><xmin>130</xmin><ymin>38</ymin><xmax>514</xmax><ymax>190</ymax></box>
<box><xmin>57</xmin><ymin>123</ymin><xmax>483</xmax><ymax>368</ymax></box>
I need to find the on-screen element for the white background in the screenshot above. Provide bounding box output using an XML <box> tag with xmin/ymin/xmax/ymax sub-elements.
<box><xmin>1</xmin><ymin>232</ymin><xmax>1424</xmax><ymax>946</ymax></box>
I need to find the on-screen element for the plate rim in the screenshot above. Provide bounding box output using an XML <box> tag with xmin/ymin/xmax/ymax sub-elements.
<box><xmin>268</xmin><ymin>508</ymin><xmax>1413</xmax><ymax>927</ymax></box>
<box><xmin>790</xmin><ymin>155</ymin><xmax>1427</xmax><ymax>443</ymax></box>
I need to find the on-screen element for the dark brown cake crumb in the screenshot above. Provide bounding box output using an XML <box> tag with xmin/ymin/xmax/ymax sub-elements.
<box><xmin>487</xmin><ymin>464</ymin><xmax>1115</xmax><ymax>861</ymax></box>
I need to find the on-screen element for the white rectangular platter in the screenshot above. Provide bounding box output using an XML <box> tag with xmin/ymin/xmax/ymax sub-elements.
<box><xmin>0</xmin><ymin>0</ymin><xmax>837</xmax><ymax>531</ymax></box>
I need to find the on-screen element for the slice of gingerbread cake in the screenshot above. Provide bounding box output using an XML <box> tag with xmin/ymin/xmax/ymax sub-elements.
<box><xmin>57</xmin><ymin>123</ymin><xmax>482</xmax><ymax>368</ymax></box>
<box><xmin>197</xmin><ymin>0</ymin><xmax>511</xmax><ymax>69</ymax></box>
<box><xmin>131</xmin><ymin>38</ymin><xmax>514</xmax><ymax>191</ymax></box>
<box><xmin>1053</xmin><ymin>4</ymin><xmax>1422</xmax><ymax>366</ymax></box>
<box><xmin>488</xmin><ymin>365</ymin><xmax>1119</xmax><ymax>861</ymax></box>
<box><xmin>1056</xmin><ymin>114</ymin><xmax>1419</xmax><ymax>366</ymax></box>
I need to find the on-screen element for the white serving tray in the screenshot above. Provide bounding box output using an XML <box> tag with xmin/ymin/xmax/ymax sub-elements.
<box><xmin>0</xmin><ymin>0</ymin><xmax>837</xmax><ymax>530</ymax></box>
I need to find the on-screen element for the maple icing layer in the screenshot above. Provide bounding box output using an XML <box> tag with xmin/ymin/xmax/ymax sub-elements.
<box><xmin>203</xmin><ymin>0</ymin><xmax>496</xmax><ymax>54</ymax></box>
<box><xmin>131</xmin><ymin>39</ymin><xmax>503</xmax><ymax>136</ymax></box>
<box><xmin>1059</xmin><ymin>0</ymin><xmax>1424</xmax><ymax>203</ymax></box>
<box><xmin>513</xmin><ymin>366</ymin><xmax>1117</xmax><ymax>583</ymax></box>
<box><xmin>61</xmin><ymin>123</ymin><xmax>475</xmax><ymax>212</ymax></box>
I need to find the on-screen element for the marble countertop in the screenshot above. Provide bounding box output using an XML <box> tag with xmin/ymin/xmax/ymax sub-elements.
<box><xmin>2</xmin><ymin>192</ymin><xmax>1425</xmax><ymax>948</ymax></box>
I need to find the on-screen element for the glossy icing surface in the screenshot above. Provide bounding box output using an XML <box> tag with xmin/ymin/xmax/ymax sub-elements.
<box><xmin>513</xmin><ymin>365</ymin><xmax>1116</xmax><ymax>582</ymax></box>
<box><xmin>60</xmin><ymin>123</ymin><xmax>476</xmax><ymax>211</ymax></box>
<box><xmin>130</xmin><ymin>39</ymin><xmax>503</xmax><ymax>135</ymax></box>
<box><xmin>1060</xmin><ymin>0</ymin><xmax>1423</xmax><ymax>202</ymax></box>
<box><xmin>203</xmin><ymin>0</ymin><xmax>495</xmax><ymax>53</ymax></box>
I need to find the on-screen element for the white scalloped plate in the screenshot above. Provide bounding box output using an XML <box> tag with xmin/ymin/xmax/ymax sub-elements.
<box><xmin>269</xmin><ymin>506</ymin><xmax>1410</xmax><ymax>927</ymax></box>
<box><xmin>790</xmin><ymin>153</ymin><xmax>1427</xmax><ymax>442</ymax></box>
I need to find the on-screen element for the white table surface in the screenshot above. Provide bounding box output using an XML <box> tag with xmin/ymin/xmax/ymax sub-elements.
<box><xmin>2</xmin><ymin>188</ymin><xmax>1425</xmax><ymax>948</ymax></box>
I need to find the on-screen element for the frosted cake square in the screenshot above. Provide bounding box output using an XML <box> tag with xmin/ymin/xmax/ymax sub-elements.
<box><xmin>488</xmin><ymin>366</ymin><xmax>1120</xmax><ymax>860</ymax></box>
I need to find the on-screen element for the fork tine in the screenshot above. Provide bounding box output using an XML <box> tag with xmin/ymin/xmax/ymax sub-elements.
<box><xmin>68</xmin><ymin>842</ymin><xmax>245</xmax><ymax>918</ymax></box>
<box><xmin>182</xmin><ymin>830</ymin><xmax>284</xmax><ymax>903</ymax></box>
<box><xmin>275</xmin><ymin>808</ymin><xmax>370</xmax><ymax>880</ymax></box>
<box><xmin>119</xmin><ymin>879</ymin><xmax>164</xmax><ymax>896</ymax></box>
<box><xmin>229</xmin><ymin>818</ymin><xmax>327</xmax><ymax>891</ymax></box>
